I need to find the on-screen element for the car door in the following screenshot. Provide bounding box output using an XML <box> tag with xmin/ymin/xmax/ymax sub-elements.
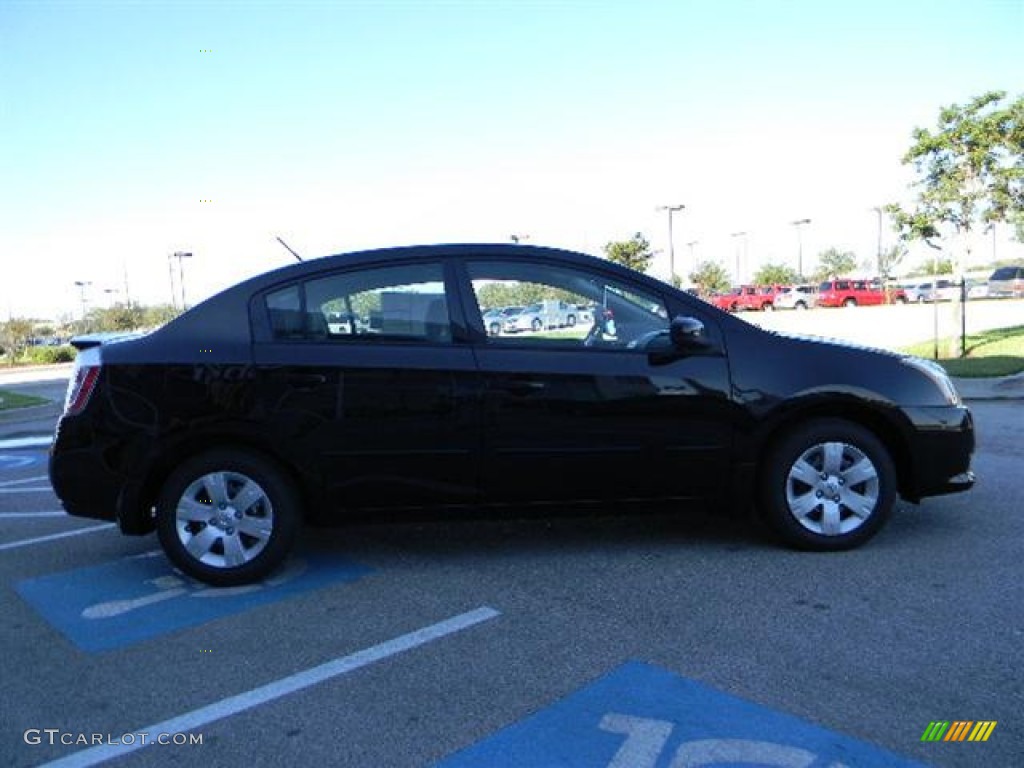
<box><xmin>460</xmin><ymin>258</ymin><xmax>734</xmax><ymax>504</ymax></box>
<box><xmin>250</xmin><ymin>260</ymin><xmax>481</xmax><ymax>511</ymax></box>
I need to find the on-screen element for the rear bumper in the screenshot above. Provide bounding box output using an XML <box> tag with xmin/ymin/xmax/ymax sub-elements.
<box><xmin>49</xmin><ymin>446</ymin><xmax>120</xmax><ymax>523</ymax></box>
<box><xmin>48</xmin><ymin>418</ymin><xmax>154</xmax><ymax>534</ymax></box>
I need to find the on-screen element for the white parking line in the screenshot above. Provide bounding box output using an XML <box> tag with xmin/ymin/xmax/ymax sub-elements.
<box><xmin>0</xmin><ymin>511</ymin><xmax>65</xmax><ymax>519</ymax></box>
<box><xmin>0</xmin><ymin>524</ymin><xmax>115</xmax><ymax>552</ymax></box>
<box><xmin>0</xmin><ymin>436</ymin><xmax>52</xmax><ymax>449</ymax></box>
<box><xmin>40</xmin><ymin>606</ymin><xmax>501</xmax><ymax>768</ymax></box>
<box><xmin>0</xmin><ymin>474</ymin><xmax>48</xmax><ymax>487</ymax></box>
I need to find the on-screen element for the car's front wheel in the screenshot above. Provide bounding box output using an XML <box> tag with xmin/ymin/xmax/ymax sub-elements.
<box><xmin>156</xmin><ymin>449</ymin><xmax>300</xmax><ymax>586</ymax></box>
<box><xmin>760</xmin><ymin>419</ymin><xmax>895</xmax><ymax>551</ymax></box>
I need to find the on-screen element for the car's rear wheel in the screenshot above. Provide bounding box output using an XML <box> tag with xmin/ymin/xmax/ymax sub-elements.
<box><xmin>760</xmin><ymin>419</ymin><xmax>895</xmax><ymax>551</ymax></box>
<box><xmin>488</xmin><ymin>321</ymin><xmax>501</xmax><ymax>336</ymax></box>
<box><xmin>531</xmin><ymin>318</ymin><xmax>542</xmax><ymax>332</ymax></box>
<box><xmin>156</xmin><ymin>449</ymin><xmax>300</xmax><ymax>586</ymax></box>
<box><xmin>795</xmin><ymin>301</ymin><xmax>807</xmax><ymax>310</ymax></box>
<box><xmin>763</xmin><ymin>302</ymin><xmax>774</xmax><ymax>311</ymax></box>
<box><xmin>843</xmin><ymin>298</ymin><xmax>857</xmax><ymax>307</ymax></box>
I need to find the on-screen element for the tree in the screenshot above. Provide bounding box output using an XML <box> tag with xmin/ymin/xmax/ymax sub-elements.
<box><xmin>689</xmin><ymin>261</ymin><xmax>731</xmax><ymax>295</ymax></box>
<box><xmin>877</xmin><ymin>244</ymin><xmax>908</xmax><ymax>279</ymax></box>
<box><xmin>753</xmin><ymin>263</ymin><xmax>800</xmax><ymax>286</ymax></box>
<box><xmin>1011</xmin><ymin>210</ymin><xmax>1024</xmax><ymax>242</ymax></box>
<box><xmin>141</xmin><ymin>304</ymin><xmax>182</xmax><ymax>328</ymax></box>
<box><xmin>812</xmin><ymin>248</ymin><xmax>858</xmax><ymax>280</ymax></box>
<box><xmin>887</xmin><ymin>90</ymin><xmax>1024</xmax><ymax>356</ymax></box>
<box><xmin>1</xmin><ymin>318</ymin><xmax>34</xmax><ymax>365</ymax></box>
<box><xmin>603</xmin><ymin>232</ymin><xmax>654</xmax><ymax>273</ymax></box>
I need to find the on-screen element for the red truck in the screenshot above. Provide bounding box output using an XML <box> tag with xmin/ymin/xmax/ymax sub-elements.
<box><xmin>734</xmin><ymin>284</ymin><xmax>790</xmax><ymax>311</ymax></box>
<box><xmin>817</xmin><ymin>279</ymin><xmax>907</xmax><ymax>307</ymax></box>
<box><xmin>709</xmin><ymin>287</ymin><xmax>742</xmax><ymax>312</ymax></box>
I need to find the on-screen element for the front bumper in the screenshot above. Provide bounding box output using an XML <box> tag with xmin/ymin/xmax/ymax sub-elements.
<box><xmin>900</xmin><ymin>405</ymin><xmax>976</xmax><ymax>501</ymax></box>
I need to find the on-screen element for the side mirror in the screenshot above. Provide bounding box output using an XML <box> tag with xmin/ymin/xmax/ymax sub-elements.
<box><xmin>669</xmin><ymin>316</ymin><xmax>708</xmax><ymax>349</ymax></box>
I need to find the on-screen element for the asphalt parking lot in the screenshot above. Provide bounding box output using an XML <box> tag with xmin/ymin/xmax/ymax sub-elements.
<box><xmin>0</xmin><ymin>356</ymin><xmax>1021</xmax><ymax>767</ymax></box>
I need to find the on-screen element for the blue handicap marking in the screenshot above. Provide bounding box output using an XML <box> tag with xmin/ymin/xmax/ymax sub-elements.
<box><xmin>438</xmin><ymin>661</ymin><xmax>929</xmax><ymax>767</ymax></box>
<box><xmin>0</xmin><ymin>452</ymin><xmax>43</xmax><ymax>470</ymax></box>
<box><xmin>16</xmin><ymin>551</ymin><xmax>372</xmax><ymax>652</ymax></box>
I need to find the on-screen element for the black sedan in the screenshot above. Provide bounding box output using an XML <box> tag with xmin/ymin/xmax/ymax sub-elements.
<box><xmin>50</xmin><ymin>244</ymin><xmax>975</xmax><ymax>585</ymax></box>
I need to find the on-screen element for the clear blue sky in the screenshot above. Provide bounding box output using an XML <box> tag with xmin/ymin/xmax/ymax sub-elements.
<box><xmin>2</xmin><ymin>0</ymin><xmax>1022</xmax><ymax>318</ymax></box>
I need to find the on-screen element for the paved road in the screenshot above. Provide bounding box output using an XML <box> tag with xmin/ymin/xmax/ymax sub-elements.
<box><xmin>0</xmin><ymin>402</ymin><xmax>1019</xmax><ymax>767</ymax></box>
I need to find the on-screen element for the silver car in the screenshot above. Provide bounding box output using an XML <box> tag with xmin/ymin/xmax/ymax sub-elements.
<box><xmin>774</xmin><ymin>284</ymin><xmax>818</xmax><ymax>310</ymax></box>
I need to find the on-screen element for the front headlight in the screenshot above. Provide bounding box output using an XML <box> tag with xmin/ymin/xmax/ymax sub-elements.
<box><xmin>902</xmin><ymin>356</ymin><xmax>961</xmax><ymax>405</ymax></box>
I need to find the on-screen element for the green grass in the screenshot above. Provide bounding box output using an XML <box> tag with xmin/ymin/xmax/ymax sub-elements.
<box><xmin>0</xmin><ymin>388</ymin><xmax>48</xmax><ymax>412</ymax></box>
<box><xmin>902</xmin><ymin>325</ymin><xmax>1024</xmax><ymax>378</ymax></box>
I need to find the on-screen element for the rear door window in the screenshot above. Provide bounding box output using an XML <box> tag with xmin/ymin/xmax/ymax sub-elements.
<box><xmin>265</xmin><ymin>263</ymin><xmax>451</xmax><ymax>343</ymax></box>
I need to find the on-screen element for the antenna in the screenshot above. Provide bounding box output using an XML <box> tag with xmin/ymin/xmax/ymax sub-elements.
<box><xmin>275</xmin><ymin>236</ymin><xmax>304</xmax><ymax>262</ymax></box>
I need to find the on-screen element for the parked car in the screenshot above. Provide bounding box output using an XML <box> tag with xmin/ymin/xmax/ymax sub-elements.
<box><xmin>912</xmin><ymin>279</ymin><xmax>960</xmax><ymax>303</ymax></box>
<box><xmin>965</xmin><ymin>279</ymin><xmax>989</xmax><ymax>300</ymax></box>
<box><xmin>504</xmin><ymin>300</ymin><xmax>578</xmax><ymax>333</ymax></box>
<box><xmin>817</xmin><ymin>279</ymin><xmax>907</xmax><ymax>307</ymax></box>
<box><xmin>988</xmin><ymin>265</ymin><xmax>1024</xmax><ymax>298</ymax></box>
<box><xmin>482</xmin><ymin>306</ymin><xmax>522</xmax><ymax>336</ymax></box>
<box><xmin>709</xmin><ymin>287</ymin><xmax>742</xmax><ymax>312</ymax></box>
<box><xmin>774</xmin><ymin>284</ymin><xmax>819</xmax><ymax>310</ymax></box>
<box><xmin>734</xmin><ymin>284</ymin><xmax>790</xmax><ymax>312</ymax></box>
<box><xmin>49</xmin><ymin>243</ymin><xmax>975</xmax><ymax>585</ymax></box>
<box><xmin>904</xmin><ymin>283</ymin><xmax>932</xmax><ymax>303</ymax></box>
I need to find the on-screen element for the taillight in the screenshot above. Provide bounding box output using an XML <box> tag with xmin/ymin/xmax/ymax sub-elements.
<box><xmin>64</xmin><ymin>365</ymin><xmax>101</xmax><ymax>416</ymax></box>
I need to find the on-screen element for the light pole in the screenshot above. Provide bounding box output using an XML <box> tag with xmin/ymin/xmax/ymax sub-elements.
<box><xmin>73</xmin><ymin>281</ymin><xmax>91</xmax><ymax>324</ymax></box>
<box><xmin>871</xmin><ymin>207</ymin><xmax>884</xmax><ymax>277</ymax></box>
<box><xmin>790</xmin><ymin>218</ymin><xmax>811</xmax><ymax>278</ymax></box>
<box><xmin>657</xmin><ymin>204</ymin><xmax>685</xmax><ymax>285</ymax></box>
<box><xmin>730</xmin><ymin>231</ymin><xmax>747</xmax><ymax>283</ymax></box>
<box><xmin>686</xmin><ymin>240</ymin><xmax>699</xmax><ymax>280</ymax></box>
<box><xmin>167</xmin><ymin>254</ymin><xmax>177</xmax><ymax>310</ymax></box>
<box><xmin>172</xmin><ymin>251</ymin><xmax>193</xmax><ymax>310</ymax></box>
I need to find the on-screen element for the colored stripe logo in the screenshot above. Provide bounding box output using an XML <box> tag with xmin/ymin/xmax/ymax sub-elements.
<box><xmin>921</xmin><ymin>721</ymin><xmax>997</xmax><ymax>742</ymax></box>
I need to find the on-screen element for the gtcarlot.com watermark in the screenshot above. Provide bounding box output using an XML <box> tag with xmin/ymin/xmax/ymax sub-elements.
<box><xmin>24</xmin><ymin>728</ymin><xmax>203</xmax><ymax>747</ymax></box>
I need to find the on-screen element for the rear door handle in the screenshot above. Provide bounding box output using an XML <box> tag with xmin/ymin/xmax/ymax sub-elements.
<box><xmin>287</xmin><ymin>373</ymin><xmax>327</xmax><ymax>389</ymax></box>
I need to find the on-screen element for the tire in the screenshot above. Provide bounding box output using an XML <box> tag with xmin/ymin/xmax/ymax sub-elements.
<box><xmin>843</xmin><ymin>298</ymin><xmax>857</xmax><ymax>308</ymax></box>
<box><xmin>567</xmin><ymin>314</ymin><xmax>576</xmax><ymax>327</ymax></box>
<box><xmin>156</xmin><ymin>449</ymin><xmax>301</xmax><ymax>586</ymax></box>
<box><xmin>763</xmin><ymin>302</ymin><xmax>774</xmax><ymax>312</ymax></box>
<box><xmin>531</xmin><ymin>318</ymin><xmax>542</xmax><ymax>332</ymax></box>
<box><xmin>759</xmin><ymin>419</ymin><xmax>896</xmax><ymax>551</ymax></box>
<box><xmin>488</xmin><ymin>322</ymin><xmax>501</xmax><ymax>337</ymax></box>
<box><xmin>795</xmin><ymin>301</ymin><xmax>807</xmax><ymax>311</ymax></box>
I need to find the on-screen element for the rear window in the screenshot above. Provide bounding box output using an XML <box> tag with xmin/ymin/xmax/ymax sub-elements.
<box><xmin>990</xmin><ymin>266</ymin><xmax>1023</xmax><ymax>280</ymax></box>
